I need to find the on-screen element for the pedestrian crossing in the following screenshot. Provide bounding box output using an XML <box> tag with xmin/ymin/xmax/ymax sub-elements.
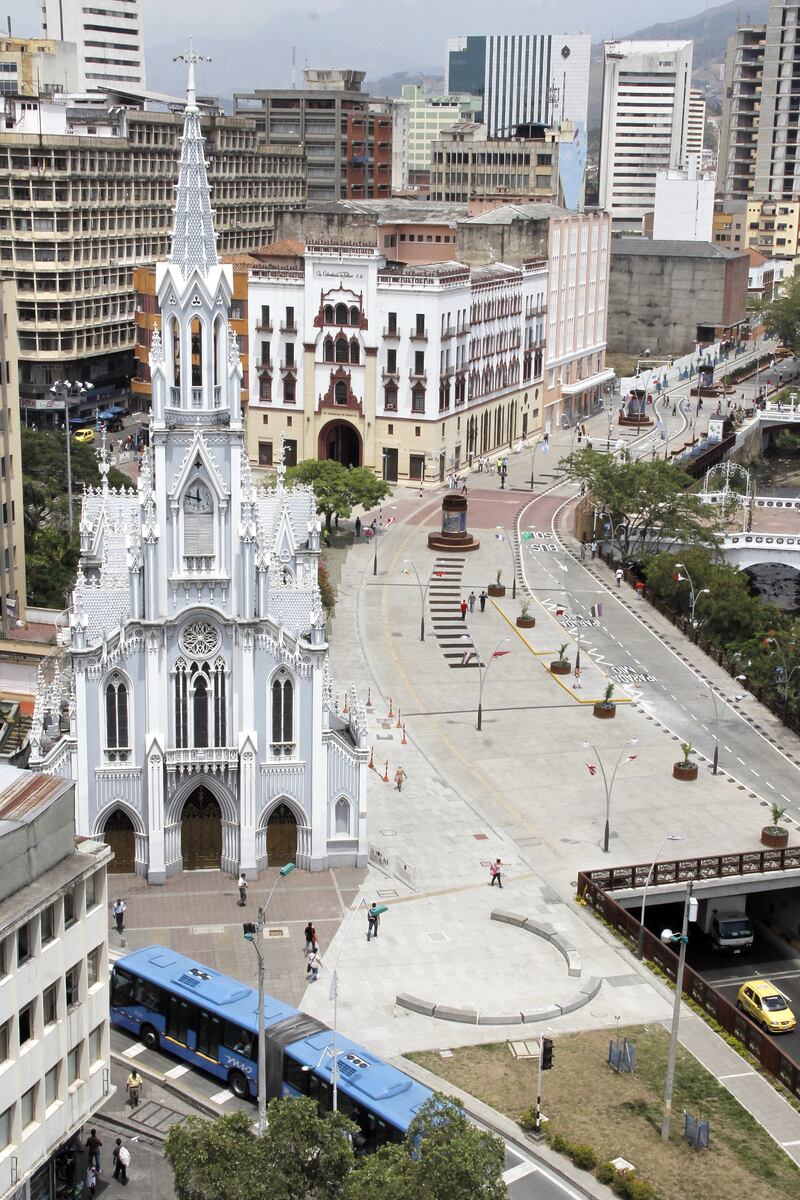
<box><xmin>428</xmin><ymin>557</ymin><xmax>483</xmax><ymax>668</ymax></box>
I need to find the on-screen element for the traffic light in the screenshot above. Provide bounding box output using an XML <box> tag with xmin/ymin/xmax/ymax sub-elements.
<box><xmin>541</xmin><ymin>1037</ymin><xmax>554</xmax><ymax>1071</ymax></box>
<box><xmin>243</xmin><ymin>923</ymin><xmax>256</xmax><ymax>941</ymax></box>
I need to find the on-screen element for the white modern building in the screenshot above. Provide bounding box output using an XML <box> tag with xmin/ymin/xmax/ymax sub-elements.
<box><xmin>651</xmin><ymin>158</ymin><xmax>715</xmax><ymax>242</ymax></box>
<box><xmin>686</xmin><ymin>88</ymin><xmax>706</xmax><ymax>161</ymax></box>
<box><xmin>28</xmin><ymin>62</ymin><xmax>368</xmax><ymax>884</ymax></box>
<box><xmin>0</xmin><ymin>767</ymin><xmax>112</xmax><ymax>1200</ymax></box>
<box><xmin>598</xmin><ymin>40</ymin><xmax>694</xmax><ymax>231</ymax></box>
<box><xmin>41</xmin><ymin>0</ymin><xmax>146</xmax><ymax>92</ymax></box>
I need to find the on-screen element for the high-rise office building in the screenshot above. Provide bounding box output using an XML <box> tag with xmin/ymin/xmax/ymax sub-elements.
<box><xmin>717</xmin><ymin>24</ymin><xmax>767</xmax><ymax>205</ymax></box>
<box><xmin>598</xmin><ymin>40</ymin><xmax>694</xmax><ymax>231</ymax></box>
<box><xmin>686</xmin><ymin>88</ymin><xmax>707</xmax><ymax>160</ymax></box>
<box><xmin>444</xmin><ymin>34</ymin><xmax>591</xmax><ymax>208</ymax></box>
<box><xmin>41</xmin><ymin>0</ymin><xmax>146</xmax><ymax>92</ymax></box>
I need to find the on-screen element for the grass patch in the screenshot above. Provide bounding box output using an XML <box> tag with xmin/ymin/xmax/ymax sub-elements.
<box><xmin>409</xmin><ymin>1026</ymin><xmax>800</xmax><ymax>1200</ymax></box>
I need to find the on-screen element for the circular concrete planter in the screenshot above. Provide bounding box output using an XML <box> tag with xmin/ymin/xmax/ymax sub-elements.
<box><xmin>593</xmin><ymin>703</ymin><xmax>616</xmax><ymax>719</ymax></box>
<box><xmin>760</xmin><ymin>826</ymin><xmax>789</xmax><ymax>849</ymax></box>
<box><xmin>550</xmin><ymin>661</ymin><xmax>571</xmax><ymax>676</ymax></box>
<box><xmin>516</xmin><ymin>616</ymin><xmax>536</xmax><ymax>628</ymax></box>
<box><xmin>488</xmin><ymin>584</ymin><xmax>506</xmax><ymax>597</ymax></box>
<box><xmin>673</xmin><ymin>762</ymin><xmax>698</xmax><ymax>781</ymax></box>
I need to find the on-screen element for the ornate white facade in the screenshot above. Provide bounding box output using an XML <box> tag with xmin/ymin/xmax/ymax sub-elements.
<box><xmin>29</xmin><ymin>63</ymin><xmax>368</xmax><ymax>883</ymax></box>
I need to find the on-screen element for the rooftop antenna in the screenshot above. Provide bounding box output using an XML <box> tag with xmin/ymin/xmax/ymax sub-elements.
<box><xmin>292</xmin><ymin>46</ymin><xmax>296</xmax><ymax>90</ymax></box>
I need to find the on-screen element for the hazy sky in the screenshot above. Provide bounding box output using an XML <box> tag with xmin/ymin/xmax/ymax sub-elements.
<box><xmin>4</xmin><ymin>0</ymin><xmax>717</xmax><ymax>92</ymax></box>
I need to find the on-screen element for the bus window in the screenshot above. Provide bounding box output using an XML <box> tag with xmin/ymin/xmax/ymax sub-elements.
<box><xmin>166</xmin><ymin>995</ymin><xmax>193</xmax><ymax>1045</ymax></box>
<box><xmin>197</xmin><ymin>1011</ymin><xmax>222</xmax><ymax>1060</ymax></box>
<box><xmin>134</xmin><ymin>978</ymin><xmax>164</xmax><ymax>1013</ymax></box>
<box><xmin>111</xmin><ymin>968</ymin><xmax>135</xmax><ymax>1007</ymax></box>
<box><xmin>223</xmin><ymin>1022</ymin><xmax>255</xmax><ymax>1060</ymax></box>
<box><xmin>282</xmin><ymin>1056</ymin><xmax>309</xmax><ymax>1096</ymax></box>
<box><xmin>308</xmin><ymin>1073</ymin><xmax>332</xmax><ymax>1112</ymax></box>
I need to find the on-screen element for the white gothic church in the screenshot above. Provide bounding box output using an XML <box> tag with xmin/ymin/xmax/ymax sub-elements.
<box><xmin>29</xmin><ymin>61</ymin><xmax>368</xmax><ymax>883</ymax></box>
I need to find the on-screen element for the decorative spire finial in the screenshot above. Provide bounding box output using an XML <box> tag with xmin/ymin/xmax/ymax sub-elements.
<box><xmin>169</xmin><ymin>42</ymin><xmax>218</xmax><ymax>279</ymax></box>
<box><xmin>276</xmin><ymin>432</ymin><xmax>287</xmax><ymax>491</ymax></box>
<box><xmin>97</xmin><ymin>425</ymin><xmax>110</xmax><ymax>494</ymax></box>
<box><xmin>150</xmin><ymin>320</ymin><xmax>163</xmax><ymax>363</ymax></box>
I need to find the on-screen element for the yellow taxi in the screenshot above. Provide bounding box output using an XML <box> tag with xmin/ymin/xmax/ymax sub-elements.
<box><xmin>736</xmin><ymin>979</ymin><xmax>796</xmax><ymax>1033</ymax></box>
<box><xmin>72</xmin><ymin>427</ymin><xmax>95</xmax><ymax>444</ymax></box>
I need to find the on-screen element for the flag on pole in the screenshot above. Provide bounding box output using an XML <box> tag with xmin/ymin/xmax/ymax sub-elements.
<box><xmin>626</xmin><ymin>754</ymin><xmax>638</xmax><ymax>763</ymax></box>
<box><xmin>590</xmin><ymin>602</ymin><xmax>603</xmax><ymax>619</ymax></box>
<box><xmin>586</xmin><ymin>763</ymin><xmax>597</xmax><ymax>776</ymax></box>
<box><xmin>492</xmin><ymin>649</ymin><xmax>511</xmax><ymax>658</ymax></box>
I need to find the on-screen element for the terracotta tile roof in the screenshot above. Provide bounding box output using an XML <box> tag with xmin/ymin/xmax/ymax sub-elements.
<box><xmin>252</xmin><ymin>239</ymin><xmax>305</xmax><ymax>259</ymax></box>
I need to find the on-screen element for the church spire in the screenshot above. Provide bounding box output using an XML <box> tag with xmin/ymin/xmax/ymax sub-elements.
<box><xmin>170</xmin><ymin>42</ymin><xmax>217</xmax><ymax>279</ymax></box>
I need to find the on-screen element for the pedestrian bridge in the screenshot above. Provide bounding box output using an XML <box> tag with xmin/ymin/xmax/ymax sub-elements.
<box><xmin>720</xmin><ymin>530</ymin><xmax>800</xmax><ymax>572</ymax></box>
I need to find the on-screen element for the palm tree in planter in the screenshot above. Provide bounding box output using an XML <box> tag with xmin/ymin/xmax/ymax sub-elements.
<box><xmin>516</xmin><ymin>598</ymin><xmax>536</xmax><ymax>628</ymax></box>
<box><xmin>673</xmin><ymin>742</ymin><xmax>698</xmax><ymax>781</ymax></box>
<box><xmin>761</xmin><ymin>803</ymin><xmax>790</xmax><ymax>849</ymax></box>
<box><xmin>593</xmin><ymin>682</ymin><xmax>617</xmax><ymax>720</ymax></box>
<box><xmin>550</xmin><ymin>642</ymin><xmax>572</xmax><ymax>675</ymax></box>
<box><xmin>488</xmin><ymin>568</ymin><xmax>505</xmax><ymax>597</ymax></box>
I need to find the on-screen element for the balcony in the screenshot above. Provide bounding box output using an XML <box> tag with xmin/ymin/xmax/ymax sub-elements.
<box><xmin>257</xmin><ymin>358</ymin><xmax>272</xmax><ymax>373</ymax></box>
<box><xmin>166</xmin><ymin>746</ymin><xmax>240</xmax><ymax>769</ymax></box>
<box><xmin>280</xmin><ymin>321</ymin><xmax>297</xmax><ymax>333</ymax></box>
<box><xmin>409</xmin><ymin>368</ymin><xmax>427</xmax><ymax>384</ymax></box>
<box><xmin>169</xmin><ymin>385</ymin><xmax>224</xmax><ymax>409</ymax></box>
<box><xmin>280</xmin><ymin>359</ymin><xmax>297</xmax><ymax>374</ymax></box>
<box><xmin>409</xmin><ymin>326</ymin><xmax>428</xmax><ymax>341</ymax></box>
<box><xmin>441</xmin><ymin>324</ymin><xmax>455</xmax><ymax>340</ymax></box>
<box><xmin>256</xmin><ymin>319</ymin><xmax>273</xmax><ymax>332</ymax></box>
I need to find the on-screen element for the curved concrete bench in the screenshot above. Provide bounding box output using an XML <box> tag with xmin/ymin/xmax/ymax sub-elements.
<box><xmin>395</xmin><ymin>977</ymin><xmax>601</xmax><ymax>1026</ymax></box>
<box><xmin>491</xmin><ymin>908</ymin><xmax>582</xmax><ymax>977</ymax></box>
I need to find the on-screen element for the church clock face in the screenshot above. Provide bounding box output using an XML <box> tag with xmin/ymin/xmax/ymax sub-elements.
<box><xmin>184</xmin><ymin>483</ymin><xmax>212</xmax><ymax>513</ymax></box>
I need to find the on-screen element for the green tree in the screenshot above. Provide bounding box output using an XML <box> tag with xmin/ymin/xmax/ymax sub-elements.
<box><xmin>286</xmin><ymin>459</ymin><xmax>390</xmax><ymax>532</ymax></box>
<box><xmin>563</xmin><ymin>450</ymin><xmax>716</xmax><ymax>559</ymax></box>
<box><xmin>261</xmin><ymin>1095</ymin><xmax>356</xmax><ymax>1199</ymax></box>
<box><xmin>164</xmin><ymin>1111</ymin><xmax>272</xmax><ymax>1200</ymax></box>
<box><xmin>407</xmin><ymin>1095</ymin><xmax>507</xmax><ymax>1200</ymax></box>
<box><xmin>761</xmin><ymin>274</ymin><xmax>800</xmax><ymax>352</ymax></box>
<box><xmin>343</xmin><ymin>1145</ymin><xmax>418</xmax><ymax>1200</ymax></box>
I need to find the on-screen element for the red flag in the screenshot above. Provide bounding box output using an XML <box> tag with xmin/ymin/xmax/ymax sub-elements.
<box><xmin>492</xmin><ymin>650</ymin><xmax>511</xmax><ymax>658</ymax></box>
<box><xmin>586</xmin><ymin>763</ymin><xmax>597</xmax><ymax>776</ymax></box>
<box><xmin>555</xmin><ymin>607</ymin><xmax>565</xmax><ymax>616</ymax></box>
<box><xmin>626</xmin><ymin>755</ymin><xmax>638</xmax><ymax>762</ymax></box>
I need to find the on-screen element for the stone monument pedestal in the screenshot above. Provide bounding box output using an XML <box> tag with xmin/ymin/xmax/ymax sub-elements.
<box><xmin>427</xmin><ymin>492</ymin><xmax>480</xmax><ymax>552</ymax></box>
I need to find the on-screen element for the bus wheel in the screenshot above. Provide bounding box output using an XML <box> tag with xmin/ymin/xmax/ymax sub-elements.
<box><xmin>141</xmin><ymin>1024</ymin><xmax>160</xmax><ymax>1050</ymax></box>
<box><xmin>229</xmin><ymin>1069</ymin><xmax>250</xmax><ymax>1100</ymax></box>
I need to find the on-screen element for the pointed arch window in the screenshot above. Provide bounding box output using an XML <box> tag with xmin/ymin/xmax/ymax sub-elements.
<box><xmin>335</xmin><ymin>336</ymin><xmax>349</xmax><ymax>363</ymax></box>
<box><xmin>349</xmin><ymin>339</ymin><xmax>360</xmax><ymax>365</ymax></box>
<box><xmin>191</xmin><ymin>663</ymin><xmax>210</xmax><ymax>748</ymax></box>
<box><xmin>348</xmin><ymin>305</ymin><xmax>360</xmax><ymax>326</ymax></box>
<box><xmin>175</xmin><ymin>658</ymin><xmax>188</xmax><ymax>748</ymax></box>
<box><xmin>105</xmin><ymin>672</ymin><xmax>129</xmax><ymax>761</ymax></box>
<box><xmin>271</xmin><ymin>669</ymin><xmax>294</xmax><ymax>756</ymax></box>
<box><xmin>323</xmin><ymin>304</ymin><xmax>334</xmax><ymax>324</ymax></box>
<box><xmin>323</xmin><ymin>336</ymin><xmax>334</xmax><ymax>363</ymax></box>
<box><xmin>335</xmin><ymin>302</ymin><xmax>348</xmax><ymax>325</ymax></box>
<box><xmin>214</xmin><ymin>657</ymin><xmax>227</xmax><ymax>747</ymax></box>
<box><xmin>334</xmin><ymin>797</ymin><xmax>350</xmax><ymax>835</ymax></box>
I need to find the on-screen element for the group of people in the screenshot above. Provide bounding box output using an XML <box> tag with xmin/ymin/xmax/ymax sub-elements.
<box><xmin>84</xmin><ymin>1128</ymin><xmax>132</xmax><ymax>1190</ymax></box>
<box><xmin>459</xmin><ymin>591</ymin><xmax>488</xmax><ymax>619</ymax></box>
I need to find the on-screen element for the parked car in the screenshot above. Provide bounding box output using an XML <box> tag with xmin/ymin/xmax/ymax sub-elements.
<box><xmin>736</xmin><ymin>980</ymin><xmax>796</xmax><ymax>1033</ymax></box>
<box><xmin>72</xmin><ymin>428</ymin><xmax>95</xmax><ymax>444</ymax></box>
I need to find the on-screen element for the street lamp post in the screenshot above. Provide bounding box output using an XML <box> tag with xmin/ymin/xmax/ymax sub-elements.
<box><xmin>494</xmin><ymin>527</ymin><xmax>517</xmax><ymax>600</ymax></box>
<box><xmin>636</xmin><ymin>833</ymin><xmax>683</xmax><ymax>960</ymax></box>
<box><xmin>371</xmin><ymin>524</ymin><xmax>380</xmax><ymax>577</ymax></box>
<box><xmin>463</xmin><ymin>635</ymin><xmax>510</xmax><ymax>730</ymax></box>
<box><xmin>50</xmin><ymin>379</ymin><xmax>93</xmax><ymax>530</ymax></box>
<box><xmin>403</xmin><ymin>559</ymin><xmax>431</xmax><ymax>641</ymax></box>
<box><xmin>244</xmin><ymin>861</ymin><xmax>296</xmax><ymax>1136</ymax></box>
<box><xmin>661</xmin><ymin>881</ymin><xmax>696</xmax><ymax>1141</ymax></box>
<box><xmin>699</xmin><ymin>677</ymin><xmax>747</xmax><ymax>774</ymax></box>
<box><xmin>582</xmin><ymin>737</ymin><xmax>639</xmax><ymax>852</ymax></box>
<box><xmin>673</xmin><ymin>563</ymin><xmax>710</xmax><ymax>643</ymax></box>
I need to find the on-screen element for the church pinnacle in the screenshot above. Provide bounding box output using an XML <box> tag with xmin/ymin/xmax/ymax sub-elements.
<box><xmin>169</xmin><ymin>42</ymin><xmax>218</xmax><ymax>279</ymax></box>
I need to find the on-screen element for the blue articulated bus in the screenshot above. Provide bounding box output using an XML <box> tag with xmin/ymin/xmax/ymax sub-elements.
<box><xmin>111</xmin><ymin>945</ymin><xmax>432</xmax><ymax>1148</ymax></box>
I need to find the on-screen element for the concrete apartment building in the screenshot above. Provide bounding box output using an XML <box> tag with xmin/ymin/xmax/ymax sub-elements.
<box><xmin>717</xmin><ymin>23</ymin><xmax>767</xmax><ymax>205</ymax></box>
<box><xmin>0</xmin><ymin>766</ymin><xmax>112</xmax><ymax>1200</ymax></box>
<box><xmin>429</xmin><ymin>123</ymin><xmax>561</xmax><ymax>205</ymax></box>
<box><xmin>598</xmin><ymin>40</ymin><xmax>694</xmax><ymax>232</ymax></box>
<box><xmin>0</xmin><ymin>279</ymin><xmax>26</xmax><ymax>629</ymax></box>
<box><xmin>713</xmin><ymin>199</ymin><xmax>800</xmax><ymax>259</ymax></box>
<box><xmin>444</xmin><ymin>33</ymin><xmax>591</xmax><ymax>209</ymax></box>
<box><xmin>0</xmin><ymin>89</ymin><xmax>304</xmax><ymax>415</ymax></box>
<box><xmin>391</xmin><ymin>84</ymin><xmax>481</xmax><ymax>191</ymax></box>
<box><xmin>233</xmin><ymin>69</ymin><xmax>392</xmax><ymax>204</ymax></box>
<box><xmin>42</xmin><ymin>0</ymin><xmax>146</xmax><ymax>91</ymax></box>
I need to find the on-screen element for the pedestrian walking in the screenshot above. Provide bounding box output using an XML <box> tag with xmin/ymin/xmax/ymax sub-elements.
<box><xmin>394</xmin><ymin>766</ymin><xmax>407</xmax><ymax>792</ymax></box>
<box><xmin>635</xmin><ymin>580</ymin><xmax>645</xmax><ymax>600</ymax></box>
<box><xmin>587</xmin><ymin>438</ymin><xmax>593</xmax><ymax>451</ymax></box>
<box><xmin>590</xmin><ymin>540</ymin><xmax>597</xmax><ymax>560</ymax></box>
<box><xmin>479</xmin><ymin>590</ymin><xmax>487</xmax><ymax>612</ymax></box>
<box><xmin>85</xmin><ymin>1129</ymin><xmax>103</xmax><ymax>1173</ymax></box>
<box><xmin>615</xmin><ymin>567</ymin><xmax>624</xmax><ymax>588</ymax></box>
<box><xmin>489</xmin><ymin>859</ymin><xmax>503</xmax><ymax>888</ymax></box>
<box><xmin>112</xmin><ymin>1140</ymin><xmax>130</xmax><ymax>1184</ymax></box>
<box><xmin>126</xmin><ymin>1070</ymin><xmax>143</xmax><ymax>1108</ymax></box>
<box><xmin>86</xmin><ymin>1165</ymin><xmax>98</xmax><ymax>1196</ymax></box>
<box><xmin>367</xmin><ymin>903</ymin><xmax>381</xmax><ymax>941</ymax></box>
<box><xmin>354</xmin><ymin>516</ymin><xmax>361</xmax><ymax>537</ymax></box>
<box><xmin>303</xmin><ymin>921</ymin><xmax>317</xmax><ymax>955</ymax></box>
<box><xmin>459</xmin><ymin>599</ymin><xmax>468</xmax><ymax>621</ymax></box>
<box><xmin>112</xmin><ymin>898</ymin><xmax>127</xmax><ymax>933</ymax></box>
<box><xmin>468</xmin><ymin>591</ymin><xmax>476</xmax><ymax>613</ymax></box>
<box><xmin>306</xmin><ymin>949</ymin><xmax>320</xmax><ymax>983</ymax></box>
<box><xmin>579</xmin><ymin>540</ymin><xmax>586</xmax><ymax>561</ymax></box>
<box><xmin>237</xmin><ymin>872</ymin><xmax>248</xmax><ymax>906</ymax></box>
<box><xmin>672</xmin><ymin>400</ymin><xmax>677</xmax><ymax>416</ymax></box>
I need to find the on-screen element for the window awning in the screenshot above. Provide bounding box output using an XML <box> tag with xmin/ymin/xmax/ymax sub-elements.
<box><xmin>561</xmin><ymin>368</ymin><xmax>616</xmax><ymax>396</ymax></box>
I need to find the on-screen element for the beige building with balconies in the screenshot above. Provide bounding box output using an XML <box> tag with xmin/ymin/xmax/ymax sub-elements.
<box><xmin>0</xmin><ymin>278</ymin><xmax>26</xmax><ymax>628</ymax></box>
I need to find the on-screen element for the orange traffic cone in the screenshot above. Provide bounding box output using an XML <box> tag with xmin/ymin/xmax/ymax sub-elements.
<box><xmin>401</xmin><ymin>723</ymin><xmax>408</xmax><ymax>745</ymax></box>
<box><xmin>383</xmin><ymin>759</ymin><xmax>390</xmax><ymax>782</ymax></box>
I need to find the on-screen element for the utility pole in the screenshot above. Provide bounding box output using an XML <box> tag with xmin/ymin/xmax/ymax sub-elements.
<box><xmin>661</xmin><ymin>881</ymin><xmax>695</xmax><ymax>1141</ymax></box>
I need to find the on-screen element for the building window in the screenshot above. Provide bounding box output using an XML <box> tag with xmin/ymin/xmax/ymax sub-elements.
<box><xmin>384</xmin><ymin>386</ymin><xmax>397</xmax><ymax>411</ymax></box>
<box><xmin>87</xmin><ymin>945</ymin><xmax>103</xmax><ymax>990</ymax></box>
<box><xmin>20</xmin><ymin>1085</ymin><xmax>36</xmax><ymax>1130</ymax></box>
<box><xmin>334</xmin><ymin>797</ymin><xmax>350</xmax><ymax>835</ymax></box>
<box><xmin>17</xmin><ymin>922</ymin><xmax>30</xmax><ymax>966</ymax></box>
<box><xmin>323</xmin><ymin>336</ymin><xmax>334</xmax><ymax>363</ymax></box>
<box><xmin>41</xmin><ymin>903</ymin><xmax>55</xmax><ymax>945</ymax></box>
<box><xmin>105</xmin><ymin>673</ymin><xmax>129</xmax><ymax>759</ymax></box>
<box><xmin>335</xmin><ymin>302</ymin><xmax>348</xmax><ymax>325</ymax></box>
<box><xmin>43</xmin><ymin>982</ymin><xmax>58</xmax><ymax>1026</ymax></box>
<box><xmin>90</xmin><ymin>1023</ymin><xmax>103</xmax><ymax>1064</ymax></box>
<box><xmin>65</xmin><ymin>963</ymin><xmax>80</xmax><ymax>1009</ymax></box>
<box><xmin>284</xmin><ymin>306</ymin><xmax>295</xmax><ymax>331</ymax></box>
<box><xmin>85</xmin><ymin>871</ymin><xmax>98</xmax><ymax>911</ymax></box>
<box><xmin>0</xmin><ymin>1020</ymin><xmax>8</xmax><ymax>1064</ymax></box>
<box><xmin>335</xmin><ymin>336</ymin><xmax>349</xmax><ymax>363</ymax></box>
<box><xmin>45</xmin><ymin>1064</ymin><xmax>59</xmax><ymax>1108</ymax></box>
<box><xmin>214</xmin><ymin>658</ymin><xmax>227</xmax><ymax>747</ymax></box>
<box><xmin>191</xmin><ymin>668</ymin><xmax>209</xmax><ymax>749</ymax></box>
<box><xmin>284</xmin><ymin>378</ymin><xmax>296</xmax><ymax>404</ymax></box>
<box><xmin>414</xmin><ymin>350</ymin><xmax>425</xmax><ymax>375</ymax></box>
<box><xmin>259</xmin><ymin>376</ymin><xmax>272</xmax><ymax>401</ymax></box>
<box><xmin>415</xmin><ymin>313</ymin><xmax>425</xmax><ymax>336</ymax></box>
<box><xmin>260</xmin><ymin>304</ymin><xmax>270</xmax><ymax>328</ymax></box>
<box><xmin>19</xmin><ymin>1001</ymin><xmax>34</xmax><ymax>1046</ymax></box>
<box><xmin>175</xmin><ymin>659</ymin><xmax>188</xmax><ymax>748</ymax></box>
<box><xmin>349</xmin><ymin>340</ymin><xmax>360</xmax><ymax>365</ymax></box>
<box><xmin>67</xmin><ymin>1044</ymin><xmax>81</xmax><ymax>1086</ymax></box>
<box><xmin>64</xmin><ymin>888</ymin><xmax>77</xmax><ymax>930</ymax></box>
<box><xmin>387</xmin><ymin>348</ymin><xmax>397</xmax><ymax>373</ymax></box>
<box><xmin>285</xmin><ymin>342</ymin><xmax>295</xmax><ymax>367</ymax></box>
<box><xmin>259</xmin><ymin>441</ymin><xmax>273</xmax><ymax>466</ymax></box>
<box><xmin>271</xmin><ymin>669</ymin><xmax>294</xmax><ymax>753</ymax></box>
<box><xmin>349</xmin><ymin>305</ymin><xmax>360</xmax><ymax>326</ymax></box>
<box><xmin>411</xmin><ymin>386</ymin><xmax>425</xmax><ymax>414</ymax></box>
<box><xmin>387</xmin><ymin>311</ymin><xmax>397</xmax><ymax>334</ymax></box>
<box><xmin>0</xmin><ymin>1107</ymin><xmax>11</xmax><ymax>1151</ymax></box>
<box><xmin>0</xmin><ymin>937</ymin><xmax>5</xmax><ymax>979</ymax></box>
<box><xmin>334</xmin><ymin>381</ymin><xmax>348</xmax><ymax>405</ymax></box>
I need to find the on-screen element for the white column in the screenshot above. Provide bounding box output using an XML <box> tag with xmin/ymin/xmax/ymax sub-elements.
<box><xmin>238</xmin><ymin>740</ymin><xmax>257</xmax><ymax>875</ymax></box>
<box><xmin>308</xmin><ymin>659</ymin><xmax>327</xmax><ymax>869</ymax></box>
<box><xmin>146</xmin><ymin>736</ymin><xmax>166</xmax><ymax>883</ymax></box>
<box><xmin>73</xmin><ymin>666</ymin><xmax>90</xmax><ymax>836</ymax></box>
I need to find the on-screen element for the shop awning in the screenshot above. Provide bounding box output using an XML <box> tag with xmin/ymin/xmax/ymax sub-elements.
<box><xmin>561</xmin><ymin>368</ymin><xmax>616</xmax><ymax>396</ymax></box>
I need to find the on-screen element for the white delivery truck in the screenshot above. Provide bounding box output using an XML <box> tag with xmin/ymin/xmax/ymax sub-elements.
<box><xmin>698</xmin><ymin>898</ymin><xmax>754</xmax><ymax>953</ymax></box>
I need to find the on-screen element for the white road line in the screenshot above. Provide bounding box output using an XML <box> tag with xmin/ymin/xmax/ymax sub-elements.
<box><xmin>718</xmin><ymin>1071</ymin><xmax>756</xmax><ymax>1081</ymax></box>
<box><xmin>209</xmin><ymin>1088</ymin><xmax>235</xmax><ymax>1105</ymax></box>
<box><xmin>121</xmin><ymin>1042</ymin><xmax>147</xmax><ymax>1058</ymax></box>
<box><xmin>751</xmin><ymin>770</ymin><xmax>760</xmax><ymax>777</ymax></box>
<box><xmin>503</xmin><ymin>1162</ymin><xmax>539</xmax><ymax>1185</ymax></box>
<box><xmin>782</xmin><ymin>794</ymin><xmax>791</xmax><ymax>802</ymax></box>
<box><xmin>165</xmin><ymin>1064</ymin><xmax>191</xmax><ymax>1079</ymax></box>
<box><xmin>737</xmin><ymin>757</ymin><xmax>745</xmax><ymax>765</ymax></box>
<box><xmin>767</xmin><ymin>781</ymin><xmax>776</xmax><ymax>790</ymax></box>
<box><xmin>724</xmin><ymin>746</ymin><xmax>732</xmax><ymax>753</ymax></box>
